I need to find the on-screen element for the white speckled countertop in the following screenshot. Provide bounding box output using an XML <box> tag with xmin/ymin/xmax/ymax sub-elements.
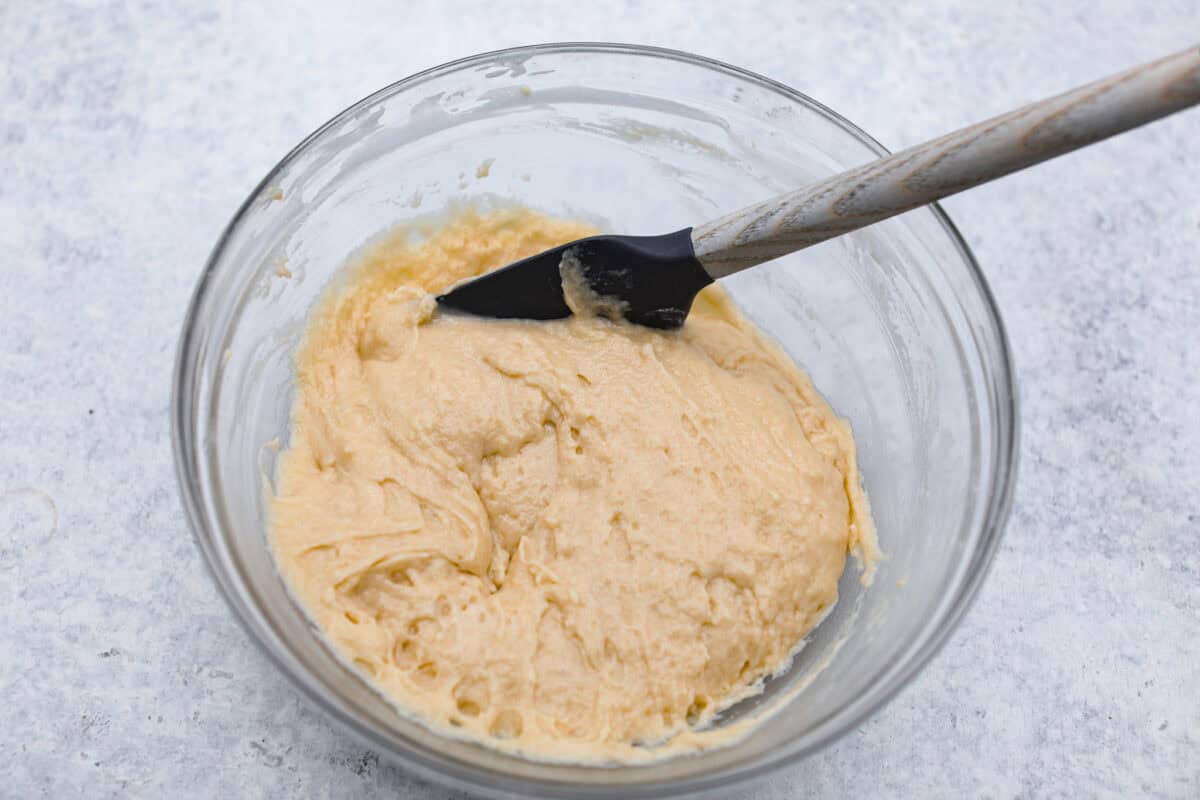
<box><xmin>2</xmin><ymin>2</ymin><xmax>1197</xmax><ymax>797</ymax></box>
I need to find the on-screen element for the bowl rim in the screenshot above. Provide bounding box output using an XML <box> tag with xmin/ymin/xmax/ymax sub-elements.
<box><xmin>172</xmin><ymin>40</ymin><xmax>1019</xmax><ymax>798</ymax></box>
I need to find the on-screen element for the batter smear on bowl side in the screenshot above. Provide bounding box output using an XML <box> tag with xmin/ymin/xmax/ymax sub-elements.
<box><xmin>270</xmin><ymin>208</ymin><xmax>878</xmax><ymax>763</ymax></box>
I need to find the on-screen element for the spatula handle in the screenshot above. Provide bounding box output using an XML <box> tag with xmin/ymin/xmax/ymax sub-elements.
<box><xmin>691</xmin><ymin>45</ymin><xmax>1200</xmax><ymax>279</ymax></box>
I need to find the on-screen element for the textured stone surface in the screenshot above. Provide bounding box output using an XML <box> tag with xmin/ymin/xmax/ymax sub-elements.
<box><xmin>1</xmin><ymin>1</ymin><xmax>1196</xmax><ymax>797</ymax></box>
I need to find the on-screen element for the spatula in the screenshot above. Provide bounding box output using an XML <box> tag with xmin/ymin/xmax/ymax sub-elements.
<box><xmin>438</xmin><ymin>46</ymin><xmax>1200</xmax><ymax>329</ymax></box>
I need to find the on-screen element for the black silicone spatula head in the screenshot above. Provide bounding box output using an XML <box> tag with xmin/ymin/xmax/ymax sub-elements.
<box><xmin>436</xmin><ymin>228</ymin><xmax>713</xmax><ymax>330</ymax></box>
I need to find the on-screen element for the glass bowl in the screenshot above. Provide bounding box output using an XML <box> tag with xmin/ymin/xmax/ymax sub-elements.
<box><xmin>172</xmin><ymin>43</ymin><xmax>1017</xmax><ymax>798</ymax></box>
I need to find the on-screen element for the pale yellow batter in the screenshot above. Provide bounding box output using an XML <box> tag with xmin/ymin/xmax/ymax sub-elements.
<box><xmin>270</xmin><ymin>208</ymin><xmax>877</xmax><ymax>762</ymax></box>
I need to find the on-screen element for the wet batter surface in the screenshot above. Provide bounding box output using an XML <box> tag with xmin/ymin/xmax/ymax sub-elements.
<box><xmin>270</xmin><ymin>208</ymin><xmax>877</xmax><ymax>762</ymax></box>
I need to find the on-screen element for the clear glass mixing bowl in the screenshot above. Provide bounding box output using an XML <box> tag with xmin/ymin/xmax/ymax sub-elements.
<box><xmin>172</xmin><ymin>43</ymin><xmax>1017</xmax><ymax>798</ymax></box>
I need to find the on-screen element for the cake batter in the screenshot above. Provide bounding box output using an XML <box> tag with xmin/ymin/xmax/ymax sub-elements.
<box><xmin>270</xmin><ymin>208</ymin><xmax>877</xmax><ymax>762</ymax></box>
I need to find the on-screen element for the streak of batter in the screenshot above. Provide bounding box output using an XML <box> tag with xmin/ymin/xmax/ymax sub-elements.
<box><xmin>270</xmin><ymin>208</ymin><xmax>877</xmax><ymax>762</ymax></box>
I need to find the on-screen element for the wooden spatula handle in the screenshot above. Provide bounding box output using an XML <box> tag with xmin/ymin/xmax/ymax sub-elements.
<box><xmin>692</xmin><ymin>45</ymin><xmax>1200</xmax><ymax>279</ymax></box>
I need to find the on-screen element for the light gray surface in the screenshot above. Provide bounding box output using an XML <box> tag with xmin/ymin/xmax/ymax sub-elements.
<box><xmin>1</xmin><ymin>1</ymin><xmax>1196</xmax><ymax>797</ymax></box>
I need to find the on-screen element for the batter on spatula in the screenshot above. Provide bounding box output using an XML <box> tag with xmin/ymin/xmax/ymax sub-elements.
<box><xmin>270</xmin><ymin>208</ymin><xmax>877</xmax><ymax>763</ymax></box>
